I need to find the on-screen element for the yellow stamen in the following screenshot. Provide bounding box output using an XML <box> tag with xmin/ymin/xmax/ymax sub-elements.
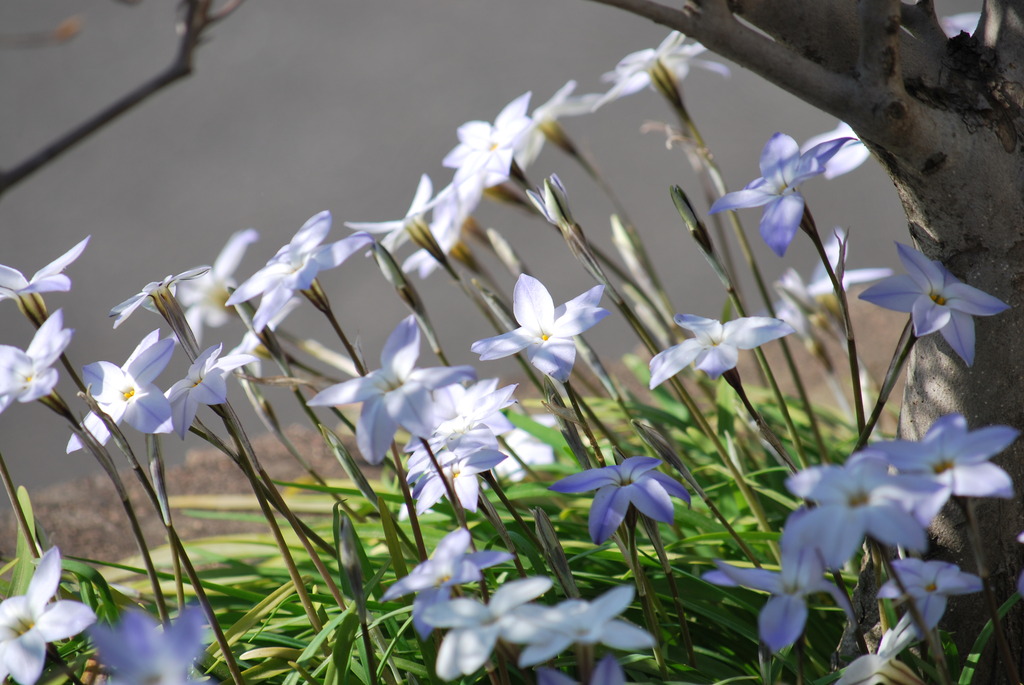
<box><xmin>930</xmin><ymin>292</ymin><xmax>947</xmax><ymax>306</ymax></box>
<box><xmin>123</xmin><ymin>388</ymin><xmax>135</xmax><ymax>401</ymax></box>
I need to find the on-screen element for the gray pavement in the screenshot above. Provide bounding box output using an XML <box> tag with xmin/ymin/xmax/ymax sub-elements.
<box><xmin>2</xmin><ymin>0</ymin><xmax>944</xmax><ymax>493</ymax></box>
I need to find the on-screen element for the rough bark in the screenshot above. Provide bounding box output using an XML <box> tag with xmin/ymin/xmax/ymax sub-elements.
<box><xmin>583</xmin><ymin>0</ymin><xmax>1024</xmax><ymax>680</ymax></box>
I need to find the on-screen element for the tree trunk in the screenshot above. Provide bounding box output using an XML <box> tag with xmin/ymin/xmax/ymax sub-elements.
<box><xmin>877</xmin><ymin>100</ymin><xmax>1024</xmax><ymax>683</ymax></box>
<box><xmin>583</xmin><ymin>2</ymin><xmax>1024</xmax><ymax>679</ymax></box>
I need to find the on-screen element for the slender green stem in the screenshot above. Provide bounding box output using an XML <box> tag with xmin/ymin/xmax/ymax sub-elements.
<box><xmin>957</xmin><ymin>497</ymin><xmax>1021</xmax><ymax>685</ymax></box>
<box><xmin>801</xmin><ymin>210</ymin><xmax>865</xmax><ymax>432</ymax></box>
<box><xmin>854</xmin><ymin>320</ymin><xmax>916</xmax><ymax>451</ymax></box>
<box><xmin>563</xmin><ymin>380</ymin><xmax>608</xmax><ymax>467</ymax></box>
<box><xmin>0</xmin><ymin>450</ymin><xmax>39</xmax><ymax>558</ymax></box>
<box><xmin>724</xmin><ymin>370</ymin><xmax>799</xmax><ymax>473</ymax></box>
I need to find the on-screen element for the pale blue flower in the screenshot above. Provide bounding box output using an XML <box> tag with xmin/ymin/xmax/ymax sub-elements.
<box><xmin>858</xmin><ymin>242</ymin><xmax>1009</xmax><ymax>365</ymax></box>
<box><xmin>90</xmin><ymin>608</ymin><xmax>208</xmax><ymax>685</ymax></box>
<box><xmin>517</xmin><ymin>81</ymin><xmax>600</xmax><ymax>169</ymax></box>
<box><xmin>784</xmin><ymin>453</ymin><xmax>938</xmax><ymax>568</ymax></box>
<box><xmin>471</xmin><ymin>274</ymin><xmax>608</xmax><ymax>383</ymax></box>
<box><xmin>801</xmin><ymin>122</ymin><xmax>870</xmax><ymax>179</ymax></box>
<box><xmin>593</xmin><ymin>31</ymin><xmax>729</xmax><ymax>111</ymax></box>
<box><xmin>0</xmin><ymin>309</ymin><xmax>73</xmax><ymax>413</ymax></box>
<box><xmin>164</xmin><ymin>343</ymin><xmax>258</xmax><ymax>438</ymax></box>
<box><xmin>382</xmin><ymin>528</ymin><xmax>511</xmax><ymax>639</ymax></box>
<box><xmin>176</xmin><ymin>228</ymin><xmax>260</xmax><ymax>342</ymax></box>
<box><xmin>226</xmin><ymin>211</ymin><xmax>373</xmax><ymax>332</ymax></box>
<box><xmin>549</xmin><ymin>456</ymin><xmax>690</xmax><ymax>543</ymax></box>
<box><xmin>514</xmin><ymin>585</ymin><xmax>654</xmax><ymax>666</ymax></box>
<box><xmin>0</xmin><ymin>548</ymin><xmax>96</xmax><ymax>685</ymax></box>
<box><xmin>422</xmin><ymin>576</ymin><xmax>552</xmax><ymax>680</ymax></box>
<box><xmin>709</xmin><ymin>132</ymin><xmax>850</xmax><ymax>256</ymax></box>
<box><xmin>537</xmin><ymin>655</ymin><xmax>626</xmax><ymax>685</ymax></box>
<box><xmin>649</xmin><ymin>314</ymin><xmax>793</xmax><ymax>386</ymax></box>
<box><xmin>704</xmin><ymin>546</ymin><xmax>849</xmax><ymax>653</ymax></box>
<box><xmin>773</xmin><ymin>228</ymin><xmax>891</xmax><ymax>340</ymax></box>
<box><xmin>308</xmin><ymin>315</ymin><xmax>475</xmax><ymax>463</ymax></box>
<box><xmin>869</xmin><ymin>413</ymin><xmax>1017</xmax><ymax>522</ymax></box>
<box><xmin>878</xmin><ymin>559</ymin><xmax>982</xmax><ymax>635</ymax></box>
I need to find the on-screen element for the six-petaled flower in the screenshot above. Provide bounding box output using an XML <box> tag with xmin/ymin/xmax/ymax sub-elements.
<box><xmin>859</xmin><ymin>242</ymin><xmax>1009</xmax><ymax>365</ymax></box>
<box><xmin>709</xmin><ymin>132</ymin><xmax>850</xmax><ymax>257</ymax></box>
<box><xmin>471</xmin><ymin>274</ymin><xmax>608</xmax><ymax>383</ymax></box>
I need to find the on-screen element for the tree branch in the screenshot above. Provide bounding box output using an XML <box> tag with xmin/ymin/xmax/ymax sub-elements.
<box><xmin>0</xmin><ymin>0</ymin><xmax>238</xmax><ymax>198</ymax></box>
<box><xmin>900</xmin><ymin>0</ymin><xmax>947</xmax><ymax>49</ymax></box>
<box><xmin>584</xmin><ymin>0</ymin><xmax>947</xmax><ymax>154</ymax></box>
<box><xmin>858</xmin><ymin>0</ymin><xmax>904</xmax><ymax>97</ymax></box>
<box><xmin>584</xmin><ymin>0</ymin><xmax>861</xmax><ymax>125</ymax></box>
<box><xmin>982</xmin><ymin>0</ymin><xmax>1024</xmax><ymax>81</ymax></box>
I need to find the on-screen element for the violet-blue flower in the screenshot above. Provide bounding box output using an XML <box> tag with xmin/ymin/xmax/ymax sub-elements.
<box><xmin>869</xmin><ymin>413</ymin><xmax>1017</xmax><ymax>523</ymax></box>
<box><xmin>90</xmin><ymin>608</ymin><xmax>208</xmax><ymax>685</ymax></box>
<box><xmin>709</xmin><ymin>132</ymin><xmax>849</xmax><ymax>256</ymax></box>
<box><xmin>858</xmin><ymin>242</ymin><xmax>1009</xmax><ymax>365</ymax></box>
<box><xmin>704</xmin><ymin>546</ymin><xmax>850</xmax><ymax>653</ymax></box>
<box><xmin>878</xmin><ymin>559</ymin><xmax>982</xmax><ymax>635</ymax></box>
<box><xmin>549</xmin><ymin>456</ymin><xmax>690</xmax><ymax>543</ymax></box>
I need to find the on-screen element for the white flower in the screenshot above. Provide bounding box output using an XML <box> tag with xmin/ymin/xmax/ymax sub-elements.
<box><xmin>516</xmin><ymin>81</ymin><xmax>600</xmax><ymax>169</ymax></box>
<box><xmin>443</xmin><ymin>93</ymin><xmax>533</xmax><ymax>187</ymax></box>
<box><xmin>381</xmin><ymin>528</ymin><xmax>511</xmax><ymax>639</ymax></box>
<box><xmin>837</xmin><ymin>614</ymin><xmax>923</xmax><ymax>685</ymax></box>
<box><xmin>471</xmin><ymin>274</ymin><xmax>609</xmax><ymax>383</ymax></box>
<box><xmin>176</xmin><ymin>229</ymin><xmax>259</xmax><ymax>342</ymax></box>
<box><xmin>422</xmin><ymin>576</ymin><xmax>552</xmax><ymax>680</ymax></box>
<box><xmin>346</xmin><ymin>174</ymin><xmax>436</xmax><ymax>255</ymax></box>
<box><xmin>226</xmin><ymin>211</ymin><xmax>373</xmax><ymax>332</ymax></box>
<box><xmin>0</xmin><ymin>237</ymin><xmax>90</xmax><ymax>305</ymax></box>
<box><xmin>67</xmin><ymin>330</ymin><xmax>176</xmax><ymax>452</ymax></box>
<box><xmin>649</xmin><ymin>314</ymin><xmax>793</xmax><ymax>385</ymax></box>
<box><xmin>109</xmin><ymin>267</ymin><xmax>211</xmax><ymax>329</ymax></box>
<box><xmin>593</xmin><ymin>32</ymin><xmax>729</xmax><ymax>110</ymax></box>
<box><xmin>514</xmin><ymin>585</ymin><xmax>655</xmax><ymax>666</ymax></box>
<box><xmin>0</xmin><ymin>310</ymin><xmax>73</xmax><ymax>413</ymax></box>
<box><xmin>0</xmin><ymin>548</ymin><xmax>96</xmax><ymax>685</ymax></box>
<box><xmin>307</xmin><ymin>316</ymin><xmax>475</xmax><ymax>463</ymax></box>
<box><xmin>165</xmin><ymin>343</ymin><xmax>258</xmax><ymax>438</ymax></box>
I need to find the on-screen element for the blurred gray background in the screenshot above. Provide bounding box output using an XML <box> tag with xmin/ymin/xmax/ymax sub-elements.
<box><xmin>1</xmin><ymin>0</ymin><xmax>972</xmax><ymax>493</ymax></box>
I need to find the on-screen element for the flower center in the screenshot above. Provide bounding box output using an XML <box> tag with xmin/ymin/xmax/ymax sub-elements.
<box><xmin>924</xmin><ymin>582</ymin><xmax>937</xmax><ymax>592</ymax></box>
<box><xmin>123</xmin><ymin>388</ymin><xmax>136</xmax><ymax>401</ymax></box>
<box><xmin>847</xmin><ymin>492</ymin><xmax>869</xmax><ymax>507</ymax></box>
<box><xmin>930</xmin><ymin>292</ymin><xmax>947</xmax><ymax>306</ymax></box>
<box><xmin>933</xmin><ymin>459</ymin><xmax>954</xmax><ymax>474</ymax></box>
<box><xmin>540</xmin><ymin>334</ymin><xmax>550</xmax><ymax>341</ymax></box>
